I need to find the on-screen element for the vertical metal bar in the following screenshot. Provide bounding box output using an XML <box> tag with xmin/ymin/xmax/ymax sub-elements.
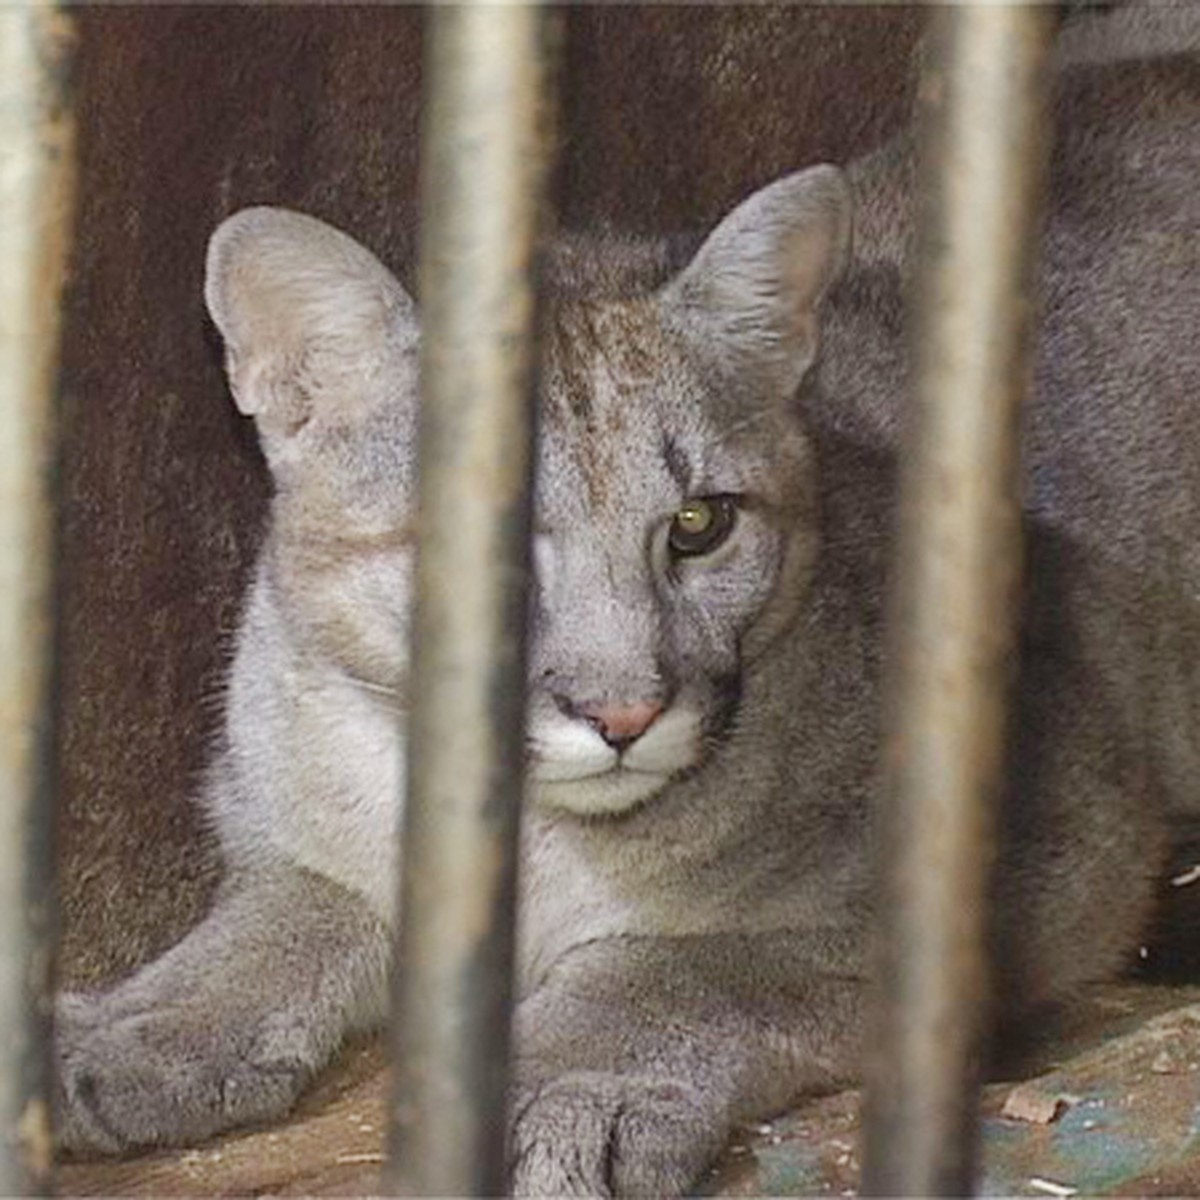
<box><xmin>386</xmin><ymin>5</ymin><xmax>553</xmax><ymax>1197</ymax></box>
<box><xmin>0</xmin><ymin>5</ymin><xmax>76</xmax><ymax>1196</ymax></box>
<box><xmin>861</xmin><ymin>7</ymin><xmax>1054</xmax><ymax>1197</ymax></box>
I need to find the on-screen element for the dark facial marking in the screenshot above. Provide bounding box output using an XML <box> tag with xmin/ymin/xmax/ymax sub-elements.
<box><xmin>661</xmin><ymin>432</ymin><xmax>691</xmax><ymax>494</ymax></box>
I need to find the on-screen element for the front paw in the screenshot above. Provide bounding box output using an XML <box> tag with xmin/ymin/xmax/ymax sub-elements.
<box><xmin>509</xmin><ymin>1071</ymin><xmax>719</xmax><ymax>1198</ymax></box>
<box><xmin>55</xmin><ymin>991</ymin><xmax>317</xmax><ymax>1155</ymax></box>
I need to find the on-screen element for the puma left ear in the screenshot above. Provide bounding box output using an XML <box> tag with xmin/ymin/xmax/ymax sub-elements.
<box><xmin>662</xmin><ymin>164</ymin><xmax>852</xmax><ymax>397</ymax></box>
<box><xmin>205</xmin><ymin>207</ymin><xmax>418</xmax><ymax>465</ymax></box>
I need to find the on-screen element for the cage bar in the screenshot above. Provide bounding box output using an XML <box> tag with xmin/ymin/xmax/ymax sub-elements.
<box><xmin>0</xmin><ymin>5</ymin><xmax>76</xmax><ymax>1196</ymax></box>
<box><xmin>385</xmin><ymin>6</ymin><xmax>553</xmax><ymax>1196</ymax></box>
<box><xmin>861</xmin><ymin>6</ymin><xmax>1055</xmax><ymax>1196</ymax></box>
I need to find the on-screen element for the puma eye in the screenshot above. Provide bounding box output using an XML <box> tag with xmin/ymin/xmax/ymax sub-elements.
<box><xmin>668</xmin><ymin>496</ymin><xmax>738</xmax><ymax>559</ymax></box>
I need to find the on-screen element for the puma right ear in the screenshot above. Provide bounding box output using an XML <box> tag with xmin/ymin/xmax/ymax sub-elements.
<box><xmin>205</xmin><ymin>207</ymin><xmax>418</xmax><ymax>457</ymax></box>
<box><xmin>661</xmin><ymin>165</ymin><xmax>852</xmax><ymax>399</ymax></box>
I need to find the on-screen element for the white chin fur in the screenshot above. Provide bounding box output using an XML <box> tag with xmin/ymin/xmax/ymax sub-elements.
<box><xmin>528</xmin><ymin>720</ymin><xmax>618</xmax><ymax>782</ymax></box>
<box><xmin>527</xmin><ymin>706</ymin><xmax>704</xmax><ymax>815</ymax></box>
<box><xmin>622</xmin><ymin>707</ymin><xmax>703</xmax><ymax>774</ymax></box>
<box><xmin>529</xmin><ymin>769</ymin><xmax>672</xmax><ymax>816</ymax></box>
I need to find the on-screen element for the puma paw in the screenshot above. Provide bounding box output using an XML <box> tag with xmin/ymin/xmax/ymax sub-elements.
<box><xmin>55</xmin><ymin>991</ymin><xmax>318</xmax><ymax>1155</ymax></box>
<box><xmin>509</xmin><ymin>1070</ymin><xmax>720</xmax><ymax>1198</ymax></box>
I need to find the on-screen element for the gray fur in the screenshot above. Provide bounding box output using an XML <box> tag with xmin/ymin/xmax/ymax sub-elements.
<box><xmin>56</xmin><ymin>44</ymin><xmax>1196</xmax><ymax>1198</ymax></box>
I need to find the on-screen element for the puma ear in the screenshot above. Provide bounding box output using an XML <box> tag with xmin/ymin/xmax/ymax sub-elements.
<box><xmin>205</xmin><ymin>207</ymin><xmax>418</xmax><ymax>454</ymax></box>
<box><xmin>662</xmin><ymin>164</ymin><xmax>851</xmax><ymax>397</ymax></box>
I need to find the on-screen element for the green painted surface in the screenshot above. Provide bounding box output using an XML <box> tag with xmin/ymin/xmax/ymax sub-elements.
<box><xmin>708</xmin><ymin>987</ymin><xmax>1200</xmax><ymax>1198</ymax></box>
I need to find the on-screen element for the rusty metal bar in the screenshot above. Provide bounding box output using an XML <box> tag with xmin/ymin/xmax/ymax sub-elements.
<box><xmin>0</xmin><ymin>6</ymin><xmax>76</xmax><ymax>1196</ymax></box>
<box><xmin>861</xmin><ymin>7</ymin><xmax>1055</xmax><ymax>1197</ymax></box>
<box><xmin>385</xmin><ymin>5</ymin><xmax>554</xmax><ymax>1196</ymax></box>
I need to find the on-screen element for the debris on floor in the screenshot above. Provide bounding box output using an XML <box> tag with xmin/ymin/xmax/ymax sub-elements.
<box><xmin>56</xmin><ymin>983</ymin><xmax>1200</xmax><ymax>1198</ymax></box>
<box><xmin>705</xmin><ymin>983</ymin><xmax>1200</xmax><ymax>1198</ymax></box>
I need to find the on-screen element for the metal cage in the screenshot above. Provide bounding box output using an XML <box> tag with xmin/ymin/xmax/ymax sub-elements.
<box><xmin>1</xmin><ymin>5</ymin><xmax>1055</xmax><ymax>1196</ymax></box>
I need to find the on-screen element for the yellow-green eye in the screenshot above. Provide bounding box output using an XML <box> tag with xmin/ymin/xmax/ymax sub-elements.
<box><xmin>668</xmin><ymin>496</ymin><xmax>738</xmax><ymax>558</ymax></box>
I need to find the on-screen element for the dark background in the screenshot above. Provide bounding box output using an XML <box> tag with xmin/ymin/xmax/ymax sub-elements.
<box><xmin>55</xmin><ymin>6</ymin><xmax>923</xmax><ymax>986</ymax></box>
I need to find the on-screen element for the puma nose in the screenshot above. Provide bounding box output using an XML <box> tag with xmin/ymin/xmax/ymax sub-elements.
<box><xmin>578</xmin><ymin>700</ymin><xmax>664</xmax><ymax>751</ymax></box>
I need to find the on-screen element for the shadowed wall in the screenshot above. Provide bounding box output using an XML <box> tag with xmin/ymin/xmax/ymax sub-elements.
<box><xmin>56</xmin><ymin>5</ymin><xmax>922</xmax><ymax>986</ymax></box>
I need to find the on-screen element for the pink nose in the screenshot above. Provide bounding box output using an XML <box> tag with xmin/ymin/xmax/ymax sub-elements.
<box><xmin>580</xmin><ymin>700</ymin><xmax>664</xmax><ymax>747</ymax></box>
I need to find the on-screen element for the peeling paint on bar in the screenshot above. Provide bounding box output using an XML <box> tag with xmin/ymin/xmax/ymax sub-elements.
<box><xmin>385</xmin><ymin>6</ymin><xmax>555</xmax><ymax>1197</ymax></box>
<box><xmin>862</xmin><ymin>7</ymin><xmax>1056</xmax><ymax>1197</ymax></box>
<box><xmin>0</xmin><ymin>5</ymin><xmax>76</xmax><ymax>1196</ymax></box>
